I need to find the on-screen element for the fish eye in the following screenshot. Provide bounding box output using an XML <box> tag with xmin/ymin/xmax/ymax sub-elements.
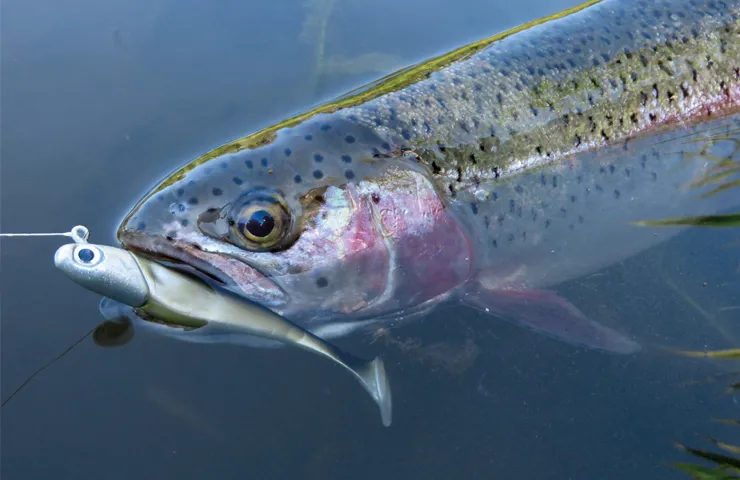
<box><xmin>74</xmin><ymin>245</ymin><xmax>103</xmax><ymax>266</ymax></box>
<box><xmin>230</xmin><ymin>192</ymin><xmax>291</xmax><ymax>250</ymax></box>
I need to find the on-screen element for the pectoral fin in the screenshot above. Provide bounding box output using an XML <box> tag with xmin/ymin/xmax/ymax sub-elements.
<box><xmin>461</xmin><ymin>287</ymin><xmax>641</xmax><ymax>354</ymax></box>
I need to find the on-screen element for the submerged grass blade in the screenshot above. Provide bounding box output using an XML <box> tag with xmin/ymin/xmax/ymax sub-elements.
<box><xmin>670</xmin><ymin>348</ymin><xmax>740</xmax><ymax>359</ymax></box>
<box><xmin>674</xmin><ymin>463</ymin><xmax>740</xmax><ymax>480</ymax></box>
<box><xmin>713</xmin><ymin>419</ymin><xmax>740</xmax><ymax>427</ymax></box>
<box><xmin>634</xmin><ymin>214</ymin><xmax>740</xmax><ymax>227</ymax></box>
<box><xmin>701</xmin><ymin>179</ymin><xmax>740</xmax><ymax>199</ymax></box>
<box><xmin>674</xmin><ymin>443</ymin><xmax>740</xmax><ymax>471</ymax></box>
<box><xmin>690</xmin><ymin>165</ymin><xmax>740</xmax><ymax>188</ymax></box>
<box><xmin>702</xmin><ymin>438</ymin><xmax>740</xmax><ymax>456</ymax></box>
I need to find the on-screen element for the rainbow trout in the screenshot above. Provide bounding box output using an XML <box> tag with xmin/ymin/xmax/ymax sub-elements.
<box><xmin>117</xmin><ymin>0</ymin><xmax>740</xmax><ymax>354</ymax></box>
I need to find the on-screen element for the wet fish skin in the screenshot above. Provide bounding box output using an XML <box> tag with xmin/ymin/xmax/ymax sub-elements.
<box><xmin>117</xmin><ymin>0</ymin><xmax>739</xmax><ymax>354</ymax></box>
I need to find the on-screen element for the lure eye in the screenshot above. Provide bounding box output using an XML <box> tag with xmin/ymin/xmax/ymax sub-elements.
<box><xmin>230</xmin><ymin>192</ymin><xmax>291</xmax><ymax>250</ymax></box>
<box><xmin>74</xmin><ymin>245</ymin><xmax>103</xmax><ymax>266</ymax></box>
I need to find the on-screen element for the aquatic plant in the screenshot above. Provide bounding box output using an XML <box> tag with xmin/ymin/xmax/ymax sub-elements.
<box><xmin>672</xmin><ymin>349</ymin><xmax>740</xmax><ymax>479</ymax></box>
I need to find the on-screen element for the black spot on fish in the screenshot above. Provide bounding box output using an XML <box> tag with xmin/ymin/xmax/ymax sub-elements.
<box><xmin>177</xmin><ymin>188</ymin><xmax>184</xmax><ymax>197</ymax></box>
<box><xmin>304</xmin><ymin>134</ymin><xmax>313</xmax><ymax>141</ymax></box>
<box><xmin>233</xmin><ymin>177</ymin><xmax>243</xmax><ymax>185</ymax></box>
<box><xmin>595</xmin><ymin>184</ymin><xmax>603</xmax><ymax>192</ymax></box>
<box><xmin>212</xmin><ymin>188</ymin><xmax>223</xmax><ymax>196</ymax></box>
<box><xmin>609</xmin><ymin>165</ymin><xmax>616</xmax><ymax>174</ymax></box>
<box><xmin>545</xmin><ymin>219</ymin><xmax>551</xmax><ymax>228</ymax></box>
<box><xmin>497</xmin><ymin>215</ymin><xmax>505</xmax><ymax>226</ymax></box>
<box><xmin>552</xmin><ymin>176</ymin><xmax>558</xmax><ymax>188</ymax></box>
<box><xmin>508</xmin><ymin>234</ymin><xmax>515</xmax><ymax>243</ymax></box>
<box><xmin>515</xmin><ymin>185</ymin><xmax>524</xmax><ymax>194</ymax></box>
<box><xmin>485</xmin><ymin>216</ymin><xmax>490</xmax><ymax>229</ymax></box>
<box><xmin>560</xmin><ymin>207</ymin><xmax>567</xmax><ymax>217</ymax></box>
<box><xmin>316</xmin><ymin>277</ymin><xmax>328</xmax><ymax>288</ymax></box>
<box><xmin>614</xmin><ymin>189</ymin><xmax>621</xmax><ymax>199</ymax></box>
<box><xmin>294</xmin><ymin>175</ymin><xmax>302</xmax><ymax>183</ymax></box>
<box><xmin>245</xmin><ymin>160</ymin><xmax>253</xmax><ymax>169</ymax></box>
<box><xmin>492</xmin><ymin>239</ymin><xmax>498</xmax><ymax>248</ymax></box>
<box><xmin>570</xmin><ymin>195</ymin><xmax>576</xmax><ymax>203</ymax></box>
<box><xmin>651</xmin><ymin>172</ymin><xmax>658</xmax><ymax>181</ymax></box>
<box><xmin>578</xmin><ymin>215</ymin><xmax>584</xmax><ymax>223</ymax></box>
<box><xmin>509</xmin><ymin>199</ymin><xmax>516</xmax><ymax>213</ymax></box>
<box><xmin>340</xmin><ymin>155</ymin><xmax>352</xmax><ymax>164</ymax></box>
<box><xmin>177</xmin><ymin>204</ymin><xmax>186</xmax><ymax>212</ymax></box>
<box><xmin>137</xmin><ymin>222</ymin><xmax>146</xmax><ymax>230</ymax></box>
<box><xmin>382</xmin><ymin>142</ymin><xmax>391</xmax><ymax>151</ymax></box>
<box><xmin>261</xmin><ymin>158</ymin><xmax>269</xmax><ymax>167</ymax></box>
<box><xmin>313</xmin><ymin>170</ymin><xmax>323</xmax><ymax>179</ymax></box>
<box><xmin>320</xmin><ymin>124</ymin><xmax>331</xmax><ymax>131</ymax></box>
<box><xmin>345</xmin><ymin>170</ymin><xmax>355</xmax><ymax>180</ymax></box>
<box><xmin>180</xmin><ymin>219</ymin><xmax>189</xmax><ymax>227</ymax></box>
<box><xmin>314</xmin><ymin>154</ymin><xmax>324</xmax><ymax>163</ymax></box>
<box><xmin>470</xmin><ymin>203</ymin><xmax>478</xmax><ymax>215</ymax></box>
<box><xmin>541</xmin><ymin>174</ymin><xmax>547</xmax><ymax>186</ymax></box>
<box><xmin>345</xmin><ymin>135</ymin><xmax>356</xmax><ymax>144</ymax></box>
<box><xmin>187</xmin><ymin>197</ymin><xmax>198</xmax><ymax>205</ymax></box>
<box><xmin>284</xmin><ymin>149</ymin><xmax>292</xmax><ymax>157</ymax></box>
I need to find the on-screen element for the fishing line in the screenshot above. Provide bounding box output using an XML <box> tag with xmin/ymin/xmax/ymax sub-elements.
<box><xmin>0</xmin><ymin>224</ymin><xmax>90</xmax><ymax>244</ymax></box>
<box><xmin>1</xmin><ymin>325</ymin><xmax>98</xmax><ymax>408</ymax></box>
<box><xmin>0</xmin><ymin>224</ymin><xmax>98</xmax><ymax>408</ymax></box>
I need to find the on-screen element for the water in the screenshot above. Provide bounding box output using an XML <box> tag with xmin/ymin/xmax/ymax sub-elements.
<box><xmin>2</xmin><ymin>0</ymin><xmax>738</xmax><ymax>478</ymax></box>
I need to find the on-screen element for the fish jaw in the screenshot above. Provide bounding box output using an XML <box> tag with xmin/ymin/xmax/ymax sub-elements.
<box><xmin>118</xmin><ymin>164</ymin><xmax>474</xmax><ymax>324</ymax></box>
<box><xmin>118</xmin><ymin>229</ymin><xmax>288</xmax><ymax>308</ymax></box>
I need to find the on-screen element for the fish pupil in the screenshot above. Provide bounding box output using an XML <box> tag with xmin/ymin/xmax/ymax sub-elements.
<box><xmin>246</xmin><ymin>210</ymin><xmax>275</xmax><ymax>237</ymax></box>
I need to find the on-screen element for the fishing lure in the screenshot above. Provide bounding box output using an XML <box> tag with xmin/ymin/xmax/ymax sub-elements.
<box><xmin>52</xmin><ymin>238</ymin><xmax>392</xmax><ymax>426</ymax></box>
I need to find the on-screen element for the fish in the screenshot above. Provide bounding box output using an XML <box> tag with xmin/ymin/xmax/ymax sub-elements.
<box><xmin>53</xmin><ymin>242</ymin><xmax>392</xmax><ymax>426</ymax></box>
<box><xmin>116</xmin><ymin>0</ymin><xmax>740</xmax><ymax>356</ymax></box>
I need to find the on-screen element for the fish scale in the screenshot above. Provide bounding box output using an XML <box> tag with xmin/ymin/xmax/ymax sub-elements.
<box><xmin>336</xmin><ymin>0</ymin><xmax>739</xmax><ymax>194</ymax></box>
<box><xmin>453</xmin><ymin>113</ymin><xmax>740</xmax><ymax>290</ymax></box>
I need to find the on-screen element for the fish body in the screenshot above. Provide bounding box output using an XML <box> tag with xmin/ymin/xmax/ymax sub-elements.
<box><xmin>118</xmin><ymin>0</ymin><xmax>740</xmax><ymax>354</ymax></box>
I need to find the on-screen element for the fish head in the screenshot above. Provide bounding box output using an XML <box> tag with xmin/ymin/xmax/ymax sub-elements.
<box><xmin>117</xmin><ymin>116</ymin><xmax>473</xmax><ymax>323</ymax></box>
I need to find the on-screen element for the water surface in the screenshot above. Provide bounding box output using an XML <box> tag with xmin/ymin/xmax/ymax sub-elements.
<box><xmin>2</xmin><ymin>0</ymin><xmax>738</xmax><ymax>478</ymax></box>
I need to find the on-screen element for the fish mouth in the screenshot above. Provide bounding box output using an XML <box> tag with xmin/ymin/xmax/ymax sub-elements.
<box><xmin>118</xmin><ymin>229</ymin><xmax>287</xmax><ymax>307</ymax></box>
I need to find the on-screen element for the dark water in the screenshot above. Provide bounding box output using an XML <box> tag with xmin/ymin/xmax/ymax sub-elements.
<box><xmin>2</xmin><ymin>1</ymin><xmax>738</xmax><ymax>478</ymax></box>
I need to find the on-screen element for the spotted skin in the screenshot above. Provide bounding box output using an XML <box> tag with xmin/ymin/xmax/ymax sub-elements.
<box><xmin>118</xmin><ymin>0</ymin><xmax>740</xmax><ymax>352</ymax></box>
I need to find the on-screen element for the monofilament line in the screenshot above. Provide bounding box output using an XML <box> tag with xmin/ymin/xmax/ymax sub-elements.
<box><xmin>0</xmin><ymin>225</ymin><xmax>90</xmax><ymax>244</ymax></box>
